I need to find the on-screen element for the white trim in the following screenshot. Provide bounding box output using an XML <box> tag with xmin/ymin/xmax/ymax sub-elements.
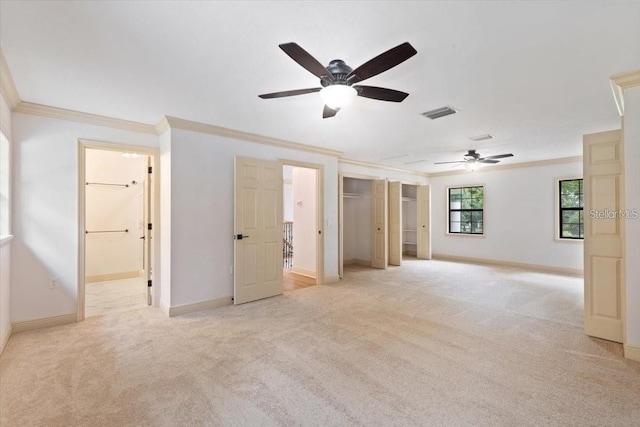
<box><xmin>155</xmin><ymin>116</ymin><xmax>171</xmax><ymax>135</ymax></box>
<box><xmin>339</xmin><ymin>158</ymin><xmax>429</xmax><ymax>177</ymax></box>
<box><xmin>429</xmin><ymin>156</ymin><xmax>583</xmax><ymax>178</ymax></box>
<box><xmin>167</xmin><ymin>296</ymin><xmax>233</xmax><ymax>317</ymax></box>
<box><xmin>85</xmin><ymin>270</ymin><xmax>142</xmax><ymax>284</ymax></box>
<box><xmin>291</xmin><ymin>267</ymin><xmax>316</xmax><ymax>279</ymax></box>
<box><xmin>159</xmin><ymin>299</ymin><xmax>171</xmax><ymax>317</ymax></box>
<box><xmin>343</xmin><ymin>258</ymin><xmax>371</xmax><ymax>266</ymax></box>
<box><xmin>0</xmin><ymin>234</ymin><xmax>13</xmax><ymax>248</ymax></box>
<box><xmin>0</xmin><ymin>324</ymin><xmax>11</xmax><ymax>354</ymax></box>
<box><xmin>432</xmin><ymin>253</ymin><xmax>583</xmax><ymax>277</ymax></box>
<box><xmin>609</xmin><ymin>70</ymin><xmax>640</xmax><ymax>116</ymax></box>
<box><xmin>323</xmin><ymin>275</ymin><xmax>340</xmax><ymax>283</ymax></box>
<box><xmin>623</xmin><ymin>344</ymin><xmax>640</xmax><ymax>363</ymax></box>
<box><xmin>164</xmin><ymin>116</ymin><xmax>342</xmax><ymax>157</ymax></box>
<box><xmin>11</xmin><ymin>313</ymin><xmax>77</xmax><ymax>334</ymax></box>
<box><xmin>0</xmin><ymin>49</ymin><xmax>20</xmax><ymax>110</ymax></box>
<box><xmin>14</xmin><ymin>101</ymin><xmax>157</xmax><ymax>134</ymax></box>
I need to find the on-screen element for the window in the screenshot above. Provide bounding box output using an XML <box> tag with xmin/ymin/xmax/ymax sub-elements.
<box><xmin>448</xmin><ymin>186</ymin><xmax>484</xmax><ymax>235</ymax></box>
<box><xmin>559</xmin><ymin>179</ymin><xmax>583</xmax><ymax>239</ymax></box>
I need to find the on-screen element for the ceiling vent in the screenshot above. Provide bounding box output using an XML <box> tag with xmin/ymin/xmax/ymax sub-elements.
<box><xmin>421</xmin><ymin>106</ymin><xmax>458</xmax><ymax>120</ymax></box>
<box><xmin>469</xmin><ymin>134</ymin><xmax>495</xmax><ymax>142</ymax></box>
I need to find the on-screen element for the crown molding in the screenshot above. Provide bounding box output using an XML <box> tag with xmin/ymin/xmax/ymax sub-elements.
<box><xmin>428</xmin><ymin>156</ymin><xmax>583</xmax><ymax>178</ymax></box>
<box><xmin>0</xmin><ymin>49</ymin><xmax>20</xmax><ymax>110</ymax></box>
<box><xmin>339</xmin><ymin>158</ymin><xmax>429</xmax><ymax>177</ymax></box>
<box><xmin>610</xmin><ymin>70</ymin><xmax>640</xmax><ymax>116</ymax></box>
<box><xmin>155</xmin><ymin>116</ymin><xmax>170</xmax><ymax>134</ymax></box>
<box><xmin>162</xmin><ymin>116</ymin><xmax>341</xmax><ymax>157</ymax></box>
<box><xmin>610</xmin><ymin>70</ymin><xmax>640</xmax><ymax>89</ymax></box>
<box><xmin>13</xmin><ymin>101</ymin><xmax>157</xmax><ymax>134</ymax></box>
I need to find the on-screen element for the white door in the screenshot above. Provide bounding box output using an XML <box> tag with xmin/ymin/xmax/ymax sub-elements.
<box><xmin>388</xmin><ymin>181</ymin><xmax>402</xmax><ymax>266</ymax></box>
<box><xmin>583</xmin><ymin>130</ymin><xmax>624</xmax><ymax>343</ymax></box>
<box><xmin>144</xmin><ymin>156</ymin><xmax>153</xmax><ymax>305</ymax></box>
<box><xmin>338</xmin><ymin>173</ymin><xmax>344</xmax><ymax>279</ymax></box>
<box><xmin>234</xmin><ymin>156</ymin><xmax>283</xmax><ymax>304</ymax></box>
<box><xmin>417</xmin><ymin>185</ymin><xmax>431</xmax><ymax>259</ymax></box>
<box><xmin>371</xmin><ymin>179</ymin><xmax>388</xmax><ymax>269</ymax></box>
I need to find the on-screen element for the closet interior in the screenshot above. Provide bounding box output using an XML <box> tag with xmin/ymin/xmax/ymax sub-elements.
<box><xmin>402</xmin><ymin>184</ymin><xmax>418</xmax><ymax>257</ymax></box>
<box><xmin>342</xmin><ymin>177</ymin><xmax>373</xmax><ymax>267</ymax></box>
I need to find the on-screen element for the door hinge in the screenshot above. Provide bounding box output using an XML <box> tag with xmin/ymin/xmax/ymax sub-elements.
<box><xmin>148</xmin><ymin>166</ymin><xmax>153</xmax><ymax>174</ymax></box>
<box><xmin>148</xmin><ymin>223</ymin><xmax>153</xmax><ymax>231</ymax></box>
<box><xmin>147</xmin><ymin>280</ymin><xmax>152</xmax><ymax>287</ymax></box>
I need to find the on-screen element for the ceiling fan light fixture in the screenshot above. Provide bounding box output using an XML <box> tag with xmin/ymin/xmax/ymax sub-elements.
<box><xmin>320</xmin><ymin>85</ymin><xmax>357</xmax><ymax>110</ymax></box>
<box><xmin>465</xmin><ymin>160</ymin><xmax>479</xmax><ymax>171</ymax></box>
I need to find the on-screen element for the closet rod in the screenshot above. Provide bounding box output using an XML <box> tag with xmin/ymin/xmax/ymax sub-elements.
<box><xmin>86</xmin><ymin>182</ymin><xmax>129</xmax><ymax>187</ymax></box>
<box><xmin>85</xmin><ymin>229</ymin><xmax>129</xmax><ymax>234</ymax></box>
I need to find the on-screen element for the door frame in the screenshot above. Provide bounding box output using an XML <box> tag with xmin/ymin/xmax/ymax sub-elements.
<box><xmin>280</xmin><ymin>159</ymin><xmax>325</xmax><ymax>285</ymax></box>
<box><xmin>77</xmin><ymin>139</ymin><xmax>160</xmax><ymax>321</ymax></box>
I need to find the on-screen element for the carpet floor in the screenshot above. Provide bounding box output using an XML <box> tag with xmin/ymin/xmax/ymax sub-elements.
<box><xmin>1</xmin><ymin>259</ymin><xmax>639</xmax><ymax>426</ymax></box>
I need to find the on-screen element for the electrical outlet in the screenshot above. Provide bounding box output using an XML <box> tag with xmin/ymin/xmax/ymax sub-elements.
<box><xmin>49</xmin><ymin>277</ymin><xmax>60</xmax><ymax>289</ymax></box>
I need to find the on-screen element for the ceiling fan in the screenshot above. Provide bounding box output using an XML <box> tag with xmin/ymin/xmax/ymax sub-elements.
<box><xmin>434</xmin><ymin>150</ymin><xmax>514</xmax><ymax>170</ymax></box>
<box><xmin>258</xmin><ymin>42</ymin><xmax>417</xmax><ymax>118</ymax></box>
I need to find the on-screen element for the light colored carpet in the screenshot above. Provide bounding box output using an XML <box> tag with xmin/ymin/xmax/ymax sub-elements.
<box><xmin>1</xmin><ymin>259</ymin><xmax>639</xmax><ymax>426</ymax></box>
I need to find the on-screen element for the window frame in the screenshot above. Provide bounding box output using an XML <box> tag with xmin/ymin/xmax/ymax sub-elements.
<box><xmin>555</xmin><ymin>177</ymin><xmax>583</xmax><ymax>242</ymax></box>
<box><xmin>446</xmin><ymin>185</ymin><xmax>485</xmax><ymax>236</ymax></box>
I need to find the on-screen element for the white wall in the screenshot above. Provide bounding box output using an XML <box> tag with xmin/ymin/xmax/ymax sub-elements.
<box><xmin>430</xmin><ymin>161</ymin><xmax>584</xmax><ymax>271</ymax></box>
<box><xmin>292</xmin><ymin>166</ymin><xmax>316</xmax><ymax>276</ymax></box>
<box><xmin>166</xmin><ymin>128</ymin><xmax>338</xmax><ymax>307</ymax></box>
<box><xmin>159</xmin><ymin>129</ymin><xmax>172</xmax><ymax>310</ymax></box>
<box><xmin>85</xmin><ymin>149</ymin><xmax>146</xmax><ymax>277</ymax></box>
<box><xmin>10</xmin><ymin>113</ymin><xmax>158</xmax><ymax>323</ymax></box>
<box><xmin>0</xmin><ymin>92</ymin><xmax>12</xmax><ymax>352</ymax></box>
<box><xmin>623</xmin><ymin>86</ymin><xmax>640</xmax><ymax>349</ymax></box>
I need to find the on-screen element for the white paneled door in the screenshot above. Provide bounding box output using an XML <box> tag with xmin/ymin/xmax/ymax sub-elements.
<box><xmin>371</xmin><ymin>179</ymin><xmax>388</xmax><ymax>269</ymax></box>
<box><xmin>388</xmin><ymin>181</ymin><xmax>402</xmax><ymax>266</ymax></box>
<box><xmin>234</xmin><ymin>157</ymin><xmax>283</xmax><ymax>305</ymax></box>
<box><xmin>583</xmin><ymin>130</ymin><xmax>624</xmax><ymax>343</ymax></box>
<box><xmin>417</xmin><ymin>185</ymin><xmax>431</xmax><ymax>260</ymax></box>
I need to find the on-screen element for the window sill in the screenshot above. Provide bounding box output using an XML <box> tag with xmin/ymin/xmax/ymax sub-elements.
<box><xmin>555</xmin><ymin>237</ymin><xmax>583</xmax><ymax>243</ymax></box>
<box><xmin>446</xmin><ymin>233</ymin><xmax>485</xmax><ymax>238</ymax></box>
<box><xmin>0</xmin><ymin>234</ymin><xmax>14</xmax><ymax>248</ymax></box>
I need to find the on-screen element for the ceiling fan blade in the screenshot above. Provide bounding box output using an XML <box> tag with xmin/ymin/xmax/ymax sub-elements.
<box><xmin>279</xmin><ymin>43</ymin><xmax>334</xmax><ymax>81</ymax></box>
<box><xmin>434</xmin><ymin>161</ymin><xmax>464</xmax><ymax>165</ymax></box>
<box><xmin>478</xmin><ymin>159</ymin><xmax>500</xmax><ymax>164</ymax></box>
<box><xmin>347</xmin><ymin>42</ymin><xmax>417</xmax><ymax>83</ymax></box>
<box><xmin>323</xmin><ymin>105</ymin><xmax>339</xmax><ymax>119</ymax></box>
<box><xmin>353</xmin><ymin>85</ymin><xmax>409</xmax><ymax>102</ymax></box>
<box><xmin>259</xmin><ymin>87</ymin><xmax>322</xmax><ymax>99</ymax></box>
<box><xmin>479</xmin><ymin>153</ymin><xmax>513</xmax><ymax>160</ymax></box>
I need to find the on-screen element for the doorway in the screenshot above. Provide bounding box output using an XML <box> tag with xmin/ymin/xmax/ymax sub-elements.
<box><xmin>78</xmin><ymin>140</ymin><xmax>159</xmax><ymax>320</ymax></box>
<box><xmin>282</xmin><ymin>163</ymin><xmax>322</xmax><ymax>291</ymax></box>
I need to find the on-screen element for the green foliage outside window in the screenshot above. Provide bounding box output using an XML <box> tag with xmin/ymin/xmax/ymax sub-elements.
<box><xmin>559</xmin><ymin>179</ymin><xmax>583</xmax><ymax>239</ymax></box>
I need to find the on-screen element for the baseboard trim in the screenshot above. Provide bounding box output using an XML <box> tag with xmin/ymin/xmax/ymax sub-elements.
<box><xmin>159</xmin><ymin>299</ymin><xmax>170</xmax><ymax>316</ymax></box>
<box><xmin>431</xmin><ymin>253</ymin><xmax>583</xmax><ymax>276</ymax></box>
<box><xmin>323</xmin><ymin>275</ymin><xmax>340</xmax><ymax>284</ymax></box>
<box><xmin>86</xmin><ymin>270</ymin><xmax>142</xmax><ymax>283</ymax></box>
<box><xmin>291</xmin><ymin>267</ymin><xmax>316</xmax><ymax>279</ymax></box>
<box><xmin>11</xmin><ymin>313</ymin><xmax>77</xmax><ymax>334</ymax></box>
<box><xmin>0</xmin><ymin>324</ymin><xmax>12</xmax><ymax>354</ymax></box>
<box><xmin>168</xmin><ymin>296</ymin><xmax>233</xmax><ymax>317</ymax></box>
<box><xmin>624</xmin><ymin>344</ymin><xmax>640</xmax><ymax>363</ymax></box>
<box><xmin>343</xmin><ymin>258</ymin><xmax>371</xmax><ymax>267</ymax></box>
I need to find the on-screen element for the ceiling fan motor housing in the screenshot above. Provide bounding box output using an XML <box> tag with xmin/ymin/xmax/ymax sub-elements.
<box><xmin>463</xmin><ymin>150</ymin><xmax>480</xmax><ymax>160</ymax></box>
<box><xmin>321</xmin><ymin>60</ymin><xmax>353</xmax><ymax>87</ymax></box>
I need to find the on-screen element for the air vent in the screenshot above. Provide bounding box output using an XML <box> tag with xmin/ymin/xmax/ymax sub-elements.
<box><xmin>421</xmin><ymin>106</ymin><xmax>458</xmax><ymax>120</ymax></box>
<box><xmin>469</xmin><ymin>134</ymin><xmax>494</xmax><ymax>142</ymax></box>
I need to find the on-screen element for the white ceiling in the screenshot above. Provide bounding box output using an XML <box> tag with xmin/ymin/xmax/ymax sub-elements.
<box><xmin>1</xmin><ymin>1</ymin><xmax>639</xmax><ymax>172</ymax></box>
